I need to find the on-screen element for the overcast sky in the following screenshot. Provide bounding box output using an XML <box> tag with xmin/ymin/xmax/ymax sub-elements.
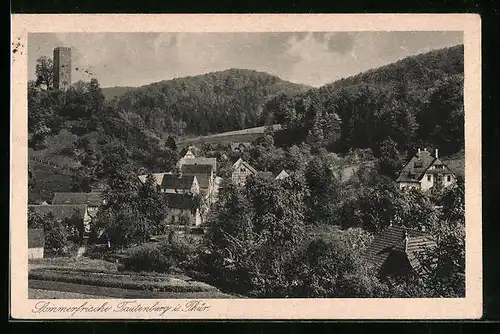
<box><xmin>28</xmin><ymin>32</ymin><xmax>463</xmax><ymax>88</ymax></box>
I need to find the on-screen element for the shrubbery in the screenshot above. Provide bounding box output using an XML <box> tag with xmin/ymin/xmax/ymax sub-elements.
<box><xmin>122</xmin><ymin>230</ymin><xmax>201</xmax><ymax>273</ymax></box>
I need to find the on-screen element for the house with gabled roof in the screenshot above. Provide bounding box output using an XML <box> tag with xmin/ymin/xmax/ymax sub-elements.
<box><xmin>180</xmin><ymin>163</ymin><xmax>215</xmax><ymax>201</ymax></box>
<box><xmin>52</xmin><ymin>192</ymin><xmax>106</xmax><ymax>218</ymax></box>
<box><xmin>28</xmin><ymin>204</ymin><xmax>92</xmax><ymax>242</ymax></box>
<box><xmin>364</xmin><ymin>225</ymin><xmax>437</xmax><ymax>278</ymax></box>
<box><xmin>162</xmin><ymin>193</ymin><xmax>202</xmax><ymax>226</ymax></box>
<box><xmin>396</xmin><ymin>148</ymin><xmax>457</xmax><ymax>191</ymax></box>
<box><xmin>160</xmin><ymin>174</ymin><xmax>200</xmax><ymax>195</ymax></box>
<box><xmin>231</xmin><ymin>158</ymin><xmax>258</xmax><ymax>187</ymax></box>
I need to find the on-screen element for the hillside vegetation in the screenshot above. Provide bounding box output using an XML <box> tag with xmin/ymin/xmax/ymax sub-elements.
<box><xmin>111</xmin><ymin>69</ymin><xmax>310</xmax><ymax>137</ymax></box>
<box><xmin>262</xmin><ymin>44</ymin><xmax>464</xmax><ymax>157</ymax></box>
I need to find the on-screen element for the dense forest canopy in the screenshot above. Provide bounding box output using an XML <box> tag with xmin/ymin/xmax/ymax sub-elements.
<box><xmin>262</xmin><ymin>44</ymin><xmax>464</xmax><ymax>157</ymax></box>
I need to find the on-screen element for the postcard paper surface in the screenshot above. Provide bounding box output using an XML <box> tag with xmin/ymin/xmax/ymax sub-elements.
<box><xmin>11</xmin><ymin>14</ymin><xmax>481</xmax><ymax>319</ymax></box>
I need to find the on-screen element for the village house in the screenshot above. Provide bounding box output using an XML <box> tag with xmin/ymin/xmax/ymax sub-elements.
<box><xmin>159</xmin><ymin>174</ymin><xmax>200</xmax><ymax>194</ymax></box>
<box><xmin>364</xmin><ymin>225</ymin><xmax>437</xmax><ymax>278</ymax></box>
<box><xmin>163</xmin><ymin>193</ymin><xmax>202</xmax><ymax>226</ymax></box>
<box><xmin>180</xmin><ymin>164</ymin><xmax>215</xmax><ymax>202</ymax></box>
<box><xmin>28</xmin><ymin>228</ymin><xmax>45</xmax><ymax>259</ymax></box>
<box><xmin>231</xmin><ymin>158</ymin><xmax>258</xmax><ymax>187</ymax></box>
<box><xmin>396</xmin><ymin>148</ymin><xmax>457</xmax><ymax>191</ymax></box>
<box><xmin>52</xmin><ymin>192</ymin><xmax>106</xmax><ymax>219</ymax></box>
<box><xmin>28</xmin><ymin>204</ymin><xmax>92</xmax><ymax>243</ymax></box>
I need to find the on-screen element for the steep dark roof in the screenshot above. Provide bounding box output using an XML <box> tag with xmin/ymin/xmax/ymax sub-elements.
<box><xmin>52</xmin><ymin>192</ymin><xmax>104</xmax><ymax>206</ymax></box>
<box><xmin>181</xmin><ymin>164</ymin><xmax>213</xmax><ymax>174</ymax></box>
<box><xmin>162</xmin><ymin>193</ymin><xmax>196</xmax><ymax>210</ymax></box>
<box><xmin>160</xmin><ymin>174</ymin><xmax>196</xmax><ymax>190</ymax></box>
<box><xmin>364</xmin><ymin>225</ymin><xmax>435</xmax><ymax>275</ymax></box>
<box><xmin>181</xmin><ymin>157</ymin><xmax>217</xmax><ymax>171</ymax></box>
<box><xmin>181</xmin><ymin>164</ymin><xmax>212</xmax><ymax>189</ymax></box>
<box><xmin>28</xmin><ymin>228</ymin><xmax>45</xmax><ymax>248</ymax></box>
<box><xmin>396</xmin><ymin>150</ymin><xmax>455</xmax><ymax>183</ymax></box>
<box><xmin>28</xmin><ymin>204</ymin><xmax>88</xmax><ymax>221</ymax></box>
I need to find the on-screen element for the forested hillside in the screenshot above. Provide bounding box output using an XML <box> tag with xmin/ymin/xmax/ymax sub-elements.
<box><xmin>110</xmin><ymin>69</ymin><xmax>310</xmax><ymax>137</ymax></box>
<box><xmin>262</xmin><ymin>45</ymin><xmax>464</xmax><ymax>157</ymax></box>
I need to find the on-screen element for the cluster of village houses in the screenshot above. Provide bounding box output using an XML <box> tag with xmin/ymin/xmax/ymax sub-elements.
<box><xmin>28</xmin><ymin>145</ymin><xmax>290</xmax><ymax>256</ymax></box>
<box><xmin>28</xmin><ymin>145</ymin><xmax>461</xmax><ymax>280</ymax></box>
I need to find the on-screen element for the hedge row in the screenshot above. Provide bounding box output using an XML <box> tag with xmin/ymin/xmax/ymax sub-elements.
<box><xmin>29</xmin><ymin>269</ymin><xmax>218</xmax><ymax>293</ymax></box>
<box><xmin>34</xmin><ymin>266</ymin><xmax>188</xmax><ymax>278</ymax></box>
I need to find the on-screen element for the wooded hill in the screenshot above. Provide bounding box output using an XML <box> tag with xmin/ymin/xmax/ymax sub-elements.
<box><xmin>108</xmin><ymin>69</ymin><xmax>310</xmax><ymax>137</ymax></box>
<box><xmin>261</xmin><ymin>44</ymin><xmax>464</xmax><ymax>157</ymax></box>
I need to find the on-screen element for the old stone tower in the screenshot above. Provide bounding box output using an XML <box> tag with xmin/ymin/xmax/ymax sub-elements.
<box><xmin>53</xmin><ymin>47</ymin><xmax>71</xmax><ymax>90</ymax></box>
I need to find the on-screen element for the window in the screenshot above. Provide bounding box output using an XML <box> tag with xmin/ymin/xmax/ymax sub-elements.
<box><xmin>447</xmin><ymin>175</ymin><xmax>451</xmax><ymax>182</ymax></box>
<box><xmin>427</xmin><ymin>175</ymin><xmax>431</xmax><ymax>181</ymax></box>
<box><xmin>241</xmin><ymin>168</ymin><xmax>245</xmax><ymax>172</ymax></box>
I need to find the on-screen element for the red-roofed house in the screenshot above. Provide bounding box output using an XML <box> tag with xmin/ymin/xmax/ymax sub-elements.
<box><xmin>396</xmin><ymin>148</ymin><xmax>457</xmax><ymax>191</ymax></box>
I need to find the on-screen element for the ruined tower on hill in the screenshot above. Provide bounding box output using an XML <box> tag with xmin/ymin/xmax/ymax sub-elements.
<box><xmin>53</xmin><ymin>47</ymin><xmax>71</xmax><ymax>90</ymax></box>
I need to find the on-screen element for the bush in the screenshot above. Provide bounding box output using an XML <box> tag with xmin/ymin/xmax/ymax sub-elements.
<box><xmin>122</xmin><ymin>243</ymin><xmax>175</xmax><ymax>273</ymax></box>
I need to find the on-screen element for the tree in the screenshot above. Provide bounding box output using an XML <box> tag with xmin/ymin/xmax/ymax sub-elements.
<box><xmin>377</xmin><ymin>137</ymin><xmax>403</xmax><ymax>178</ymax></box>
<box><xmin>35</xmin><ymin>56</ymin><xmax>54</xmax><ymax>89</ymax></box>
<box><xmin>165</xmin><ymin>135</ymin><xmax>178</xmax><ymax>152</ymax></box>
<box><xmin>305</xmin><ymin>153</ymin><xmax>341</xmax><ymax>225</ymax></box>
<box><xmin>28</xmin><ymin>210</ymin><xmax>72</xmax><ymax>254</ymax></box>
<box><xmin>203</xmin><ymin>172</ymin><xmax>309</xmax><ymax>296</ymax></box>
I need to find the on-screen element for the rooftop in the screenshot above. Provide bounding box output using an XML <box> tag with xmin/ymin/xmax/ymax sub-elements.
<box><xmin>161</xmin><ymin>174</ymin><xmax>197</xmax><ymax>191</ymax></box>
<box><xmin>364</xmin><ymin>225</ymin><xmax>436</xmax><ymax>275</ymax></box>
<box><xmin>28</xmin><ymin>204</ymin><xmax>88</xmax><ymax>221</ymax></box>
<box><xmin>52</xmin><ymin>192</ymin><xmax>104</xmax><ymax>206</ymax></box>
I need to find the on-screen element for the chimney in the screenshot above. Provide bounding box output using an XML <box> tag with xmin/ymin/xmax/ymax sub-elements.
<box><xmin>417</xmin><ymin>148</ymin><xmax>421</xmax><ymax>159</ymax></box>
<box><xmin>435</xmin><ymin>148</ymin><xmax>438</xmax><ymax>159</ymax></box>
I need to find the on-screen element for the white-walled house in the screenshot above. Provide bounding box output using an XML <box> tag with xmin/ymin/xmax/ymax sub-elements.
<box><xmin>231</xmin><ymin>158</ymin><xmax>258</xmax><ymax>187</ymax></box>
<box><xmin>396</xmin><ymin>148</ymin><xmax>457</xmax><ymax>191</ymax></box>
<box><xmin>163</xmin><ymin>193</ymin><xmax>202</xmax><ymax>226</ymax></box>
